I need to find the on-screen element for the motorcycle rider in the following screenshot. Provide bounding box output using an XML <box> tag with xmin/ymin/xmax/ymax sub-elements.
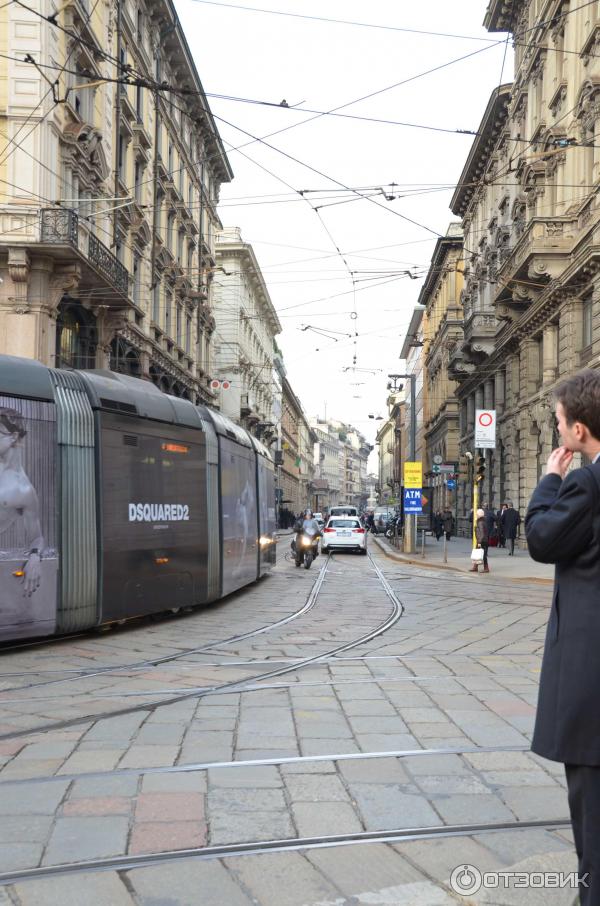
<box><xmin>292</xmin><ymin>509</ymin><xmax>321</xmax><ymax>558</ymax></box>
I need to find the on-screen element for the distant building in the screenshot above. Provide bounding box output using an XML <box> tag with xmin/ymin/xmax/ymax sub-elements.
<box><xmin>212</xmin><ymin>227</ymin><xmax>281</xmax><ymax>444</ymax></box>
<box><xmin>420</xmin><ymin>225</ymin><xmax>463</xmax><ymax>517</ymax></box>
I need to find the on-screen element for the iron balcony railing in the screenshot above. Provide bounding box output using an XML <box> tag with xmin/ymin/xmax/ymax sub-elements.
<box><xmin>40</xmin><ymin>207</ymin><xmax>79</xmax><ymax>245</ymax></box>
<box><xmin>40</xmin><ymin>208</ymin><xmax>129</xmax><ymax>297</ymax></box>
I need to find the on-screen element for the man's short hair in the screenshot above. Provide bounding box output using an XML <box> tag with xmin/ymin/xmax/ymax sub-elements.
<box><xmin>0</xmin><ymin>407</ymin><xmax>26</xmax><ymax>438</ymax></box>
<box><xmin>554</xmin><ymin>369</ymin><xmax>600</xmax><ymax>441</ymax></box>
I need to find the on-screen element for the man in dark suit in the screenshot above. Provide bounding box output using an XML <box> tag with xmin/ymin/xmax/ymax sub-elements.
<box><xmin>501</xmin><ymin>500</ymin><xmax>521</xmax><ymax>555</ymax></box>
<box><xmin>525</xmin><ymin>369</ymin><xmax>600</xmax><ymax>906</ymax></box>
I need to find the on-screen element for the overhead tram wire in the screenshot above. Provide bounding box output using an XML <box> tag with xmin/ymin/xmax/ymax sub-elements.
<box><xmin>212</xmin><ymin>110</ymin><xmax>444</xmax><ymax>240</ymax></box>
<box><xmin>224</xmin><ymin>42</ymin><xmax>504</xmax><ymax>155</ymax></box>
<box><xmin>189</xmin><ymin>0</ymin><xmax>599</xmax><ymax>49</ymax></box>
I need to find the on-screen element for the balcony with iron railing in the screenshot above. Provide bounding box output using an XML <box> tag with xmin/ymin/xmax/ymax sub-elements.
<box><xmin>40</xmin><ymin>208</ymin><xmax>130</xmax><ymax>299</ymax></box>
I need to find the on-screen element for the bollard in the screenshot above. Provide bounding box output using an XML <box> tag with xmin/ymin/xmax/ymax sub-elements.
<box><xmin>443</xmin><ymin>533</ymin><xmax>448</xmax><ymax>564</ymax></box>
<box><xmin>421</xmin><ymin>529</ymin><xmax>425</xmax><ymax>558</ymax></box>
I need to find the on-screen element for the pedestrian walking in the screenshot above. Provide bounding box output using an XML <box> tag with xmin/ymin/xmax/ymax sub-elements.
<box><xmin>484</xmin><ymin>505</ymin><xmax>498</xmax><ymax>547</ymax></box>
<box><xmin>525</xmin><ymin>369</ymin><xmax>600</xmax><ymax>906</ymax></box>
<box><xmin>433</xmin><ymin>511</ymin><xmax>443</xmax><ymax>541</ymax></box>
<box><xmin>501</xmin><ymin>501</ymin><xmax>520</xmax><ymax>555</ymax></box>
<box><xmin>443</xmin><ymin>509</ymin><xmax>453</xmax><ymax>541</ymax></box>
<box><xmin>496</xmin><ymin>504</ymin><xmax>506</xmax><ymax>547</ymax></box>
<box><xmin>470</xmin><ymin>507</ymin><xmax>489</xmax><ymax>573</ymax></box>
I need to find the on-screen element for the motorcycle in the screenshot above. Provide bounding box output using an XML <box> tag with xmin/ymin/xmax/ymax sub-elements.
<box><xmin>385</xmin><ymin>516</ymin><xmax>402</xmax><ymax>539</ymax></box>
<box><xmin>292</xmin><ymin>532</ymin><xmax>320</xmax><ymax>569</ymax></box>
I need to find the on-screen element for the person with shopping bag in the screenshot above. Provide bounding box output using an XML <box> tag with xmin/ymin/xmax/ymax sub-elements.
<box><xmin>470</xmin><ymin>508</ymin><xmax>489</xmax><ymax>573</ymax></box>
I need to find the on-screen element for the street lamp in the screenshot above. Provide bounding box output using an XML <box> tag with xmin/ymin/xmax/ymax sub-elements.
<box><xmin>388</xmin><ymin>373</ymin><xmax>416</xmax><ymax>462</ymax></box>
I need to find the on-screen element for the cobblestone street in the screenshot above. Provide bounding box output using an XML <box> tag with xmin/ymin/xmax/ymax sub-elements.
<box><xmin>0</xmin><ymin>543</ymin><xmax>576</xmax><ymax>905</ymax></box>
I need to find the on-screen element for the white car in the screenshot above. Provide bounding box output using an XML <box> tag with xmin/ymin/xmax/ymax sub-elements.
<box><xmin>322</xmin><ymin>517</ymin><xmax>368</xmax><ymax>554</ymax></box>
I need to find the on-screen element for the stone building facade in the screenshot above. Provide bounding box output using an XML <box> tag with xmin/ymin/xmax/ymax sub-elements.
<box><xmin>311</xmin><ymin>419</ymin><xmax>343</xmax><ymax>510</ymax></box>
<box><xmin>400</xmin><ymin>306</ymin><xmax>426</xmax><ymax>468</ymax></box>
<box><xmin>376</xmin><ymin>392</ymin><xmax>403</xmax><ymax>504</ymax></box>
<box><xmin>212</xmin><ymin>227</ymin><xmax>281</xmax><ymax>442</ymax></box>
<box><xmin>447</xmin><ymin>0</ymin><xmax>600</xmax><ymax>537</ymax></box>
<box><xmin>0</xmin><ymin>0</ymin><xmax>231</xmax><ymax>402</ymax></box>
<box><xmin>421</xmin><ymin>224</ymin><xmax>464</xmax><ymax>516</ymax></box>
<box><xmin>280</xmin><ymin>376</ymin><xmax>315</xmax><ymax>515</ymax></box>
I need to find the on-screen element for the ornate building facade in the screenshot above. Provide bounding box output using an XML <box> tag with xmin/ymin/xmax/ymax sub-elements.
<box><xmin>280</xmin><ymin>376</ymin><xmax>315</xmax><ymax>515</ymax></box>
<box><xmin>421</xmin><ymin>224</ymin><xmax>464</xmax><ymax>517</ymax></box>
<box><xmin>447</xmin><ymin>0</ymin><xmax>600</xmax><ymax>536</ymax></box>
<box><xmin>0</xmin><ymin>0</ymin><xmax>231</xmax><ymax>402</ymax></box>
<box><xmin>212</xmin><ymin>227</ymin><xmax>281</xmax><ymax>442</ymax></box>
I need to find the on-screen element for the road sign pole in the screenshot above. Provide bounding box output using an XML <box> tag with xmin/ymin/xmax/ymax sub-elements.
<box><xmin>472</xmin><ymin>448</ymin><xmax>480</xmax><ymax>549</ymax></box>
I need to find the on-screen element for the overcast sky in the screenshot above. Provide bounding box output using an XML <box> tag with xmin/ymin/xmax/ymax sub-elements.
<box><xmin>175</xmin><ymin>0</ymin><xmax>512</xmax><ymax>459</ymax></box>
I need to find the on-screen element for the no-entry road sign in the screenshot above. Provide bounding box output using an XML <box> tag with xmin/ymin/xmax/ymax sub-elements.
<box><xmin>475</xmin><ymin>409</ymin><xmax>496</xmax><ymax>449</ymax></box>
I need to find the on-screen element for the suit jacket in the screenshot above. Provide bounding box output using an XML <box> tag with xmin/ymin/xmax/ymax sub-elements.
<box><xmin>501</xmin><ymin>507</ymin><xmax>520</xmax><ymax>539</ymax></box>
<box><xmin>525</xmin><ymin>463</ymin><xmax>600</xmax><ymax>764</ymax></box>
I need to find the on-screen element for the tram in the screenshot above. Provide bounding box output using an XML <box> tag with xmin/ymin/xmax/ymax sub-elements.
<box><xmin>0</xmin><ymin>355</ymin><xmax>276</xmax><ymax>641</ymax></box>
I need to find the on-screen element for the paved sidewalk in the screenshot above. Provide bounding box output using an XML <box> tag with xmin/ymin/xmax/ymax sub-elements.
<box><xmin>0</xmin><ymin>543</ymin><xmax>570</xmax><ymax>905</ymax></box>
<box><xmin>372</xmin><ymin>533</ymin><xmax>554</xmax><ymax>583</ymax></box>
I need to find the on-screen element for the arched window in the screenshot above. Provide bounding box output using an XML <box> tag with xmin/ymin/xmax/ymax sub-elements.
<box><xmin>55</xmin><ymin>300</ymin><xmax>97</xmax><ymax>370</ymax></box>
<box><xmin>110</xmin><ymin>337</ymin><xmax>142</xmax><ymax>377</ymax></box>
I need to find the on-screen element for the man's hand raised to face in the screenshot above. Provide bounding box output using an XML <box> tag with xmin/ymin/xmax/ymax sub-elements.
<box><xmin>546</xmin><ymin>446</ymin><xmax>574</xmax><ymax>479</ymax></box>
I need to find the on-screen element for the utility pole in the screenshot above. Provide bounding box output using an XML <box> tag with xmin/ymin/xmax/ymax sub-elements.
<box><xmin>388</xmin><ymin>373</ymin><xmax>417</xmax><ymax>552</ymax></box>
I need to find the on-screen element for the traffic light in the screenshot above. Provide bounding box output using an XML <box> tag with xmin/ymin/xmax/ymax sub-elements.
<box><xmin>476</xmin><ymin>454</ymin><xmax>486</xmax><ymax>483</ymax></box>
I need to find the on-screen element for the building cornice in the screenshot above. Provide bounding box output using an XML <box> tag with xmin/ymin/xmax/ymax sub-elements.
<box><xmin>400</xmin><ymin>305</ymin><xmax>425</xmax><ymax>359</ymax></box>
<box><xmin>149</xmin><ymin>0</ymin><xmax>233</xmax><ymax>184</ymax></box>
<box><xmin>417</xmin><ymin>225</ymin><xmax>463</xmax><ymax>308</ymax></box>
<box><xmin>450</xmin><ymin>84</ymin><xmax>512</xmax><ymax>218</ymax></box>
<box><xmin>483</xmin><ymin>0</ymin><xmax>521</xmax><ymax>33</ymax></box>
<box><xmin>216</xmin><ymin>234</ymin><xmax>282</xmax><ymax>335</ymax></box>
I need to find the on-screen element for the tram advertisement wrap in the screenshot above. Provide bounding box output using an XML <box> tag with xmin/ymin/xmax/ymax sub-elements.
<box><xmin>0</xmin><ymin>396</ymin><xmax>58</xmax><ymax>638</ymax></box>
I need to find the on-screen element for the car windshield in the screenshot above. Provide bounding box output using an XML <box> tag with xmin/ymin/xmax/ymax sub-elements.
<box><xmin>329</xmin><ymin>519</ymin><xmax>360</xmax><ymax>528</ymax></box>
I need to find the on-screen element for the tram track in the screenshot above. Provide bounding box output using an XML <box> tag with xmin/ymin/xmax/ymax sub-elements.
<box><xmin>0</xmin><ymin>742</ymin><xmax>534</xmax><ymax>789</ymax></box>
<box><xmin>0</xmin><ymin>564</ymin><xmax>332</xmax><ymax>695</ymax></box>
<box><xmin>0</xmin><ymin>667</ymin><xmax>539</xmax><ymax>708</ymax></box>
<box><xmin>0</xmin><ymin>552</ymin><xmax>405</xmax><ymax>742</ymax></box>
<box><xmin>0</xmin><ymin>818</ymin><xmax>571</xmax><ymax>887</ymax></box>
<box><xmin>0</xmin><ymin>648</ymin><xmax>541</xmax><ymax>678</ymax></box>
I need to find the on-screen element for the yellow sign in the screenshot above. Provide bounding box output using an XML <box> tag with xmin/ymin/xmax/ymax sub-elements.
<box><xmin>404</xmin><ymin>461</ymin><xmax>422</xmax><ymax>489</ymax></box>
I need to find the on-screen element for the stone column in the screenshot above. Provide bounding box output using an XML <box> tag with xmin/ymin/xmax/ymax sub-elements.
<box><xmin>484</xmin><ymin>379</ymin><xmax>494</xmax><ymax>410</ymax></box>
<box><xmin>95</xmin><ymin>309</ymin><xmax>128</xmax><ymax>369</ymax></box>
<box><xmin>505</xmin><ymin>353</ymin><xmax>519</xmax><ymax>409</ymax></box>
<box><xmin>495</xmin><ymin>370</ymin><xmax>505</xmax><ymax>415</ymax></box>
<box><xmin>542</xmin><ymin>323</ymin><xmax>558</xmax><ymax>384</ymax></box>
<box><xmin>558</xmin><ymin>299</ymin><xmax>581</xmax><ymax>374</ymax></box>
<box><xmin>475</xmin><ymin>385</ymin><xmax>484</xmax><ymax>410</ymax></box>
<box><xmin>466</xmin><ymin>394</ymin><xmax>475</xmax><ymax>434</ymax></box>
<box><xmin>521</xmin><ymin>338</ymin><xmax>539</xmax><ymax>398</ymax></box>
<box><xmin>0</xmin><ymin>253</ymin><xmax>82</xmax><ymax>366</ymax></box>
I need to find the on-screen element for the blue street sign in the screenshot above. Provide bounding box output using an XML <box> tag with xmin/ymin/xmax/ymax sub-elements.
<box><xmin>446</xmin><ymin>479</ymin><xmax>456</xmax><ymax>490</ymax></box>
<box><xmin>404</xmin><ymin>487</ymin><xmax>423</xmax><ymax>514</ymax></box>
